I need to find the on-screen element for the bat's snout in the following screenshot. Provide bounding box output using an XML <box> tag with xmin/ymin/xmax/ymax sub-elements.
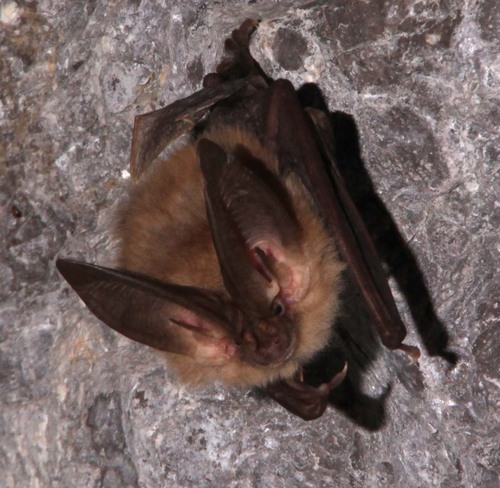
<box><xmin>240</xmin><ymin>319</ymin><xmax>295</xmax><ymax>367</ymax></box>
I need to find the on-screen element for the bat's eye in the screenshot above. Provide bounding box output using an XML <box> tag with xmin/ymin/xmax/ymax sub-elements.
<box><xmin>271</xmin><ymin>300</ymin><xmax>285</xmax><ymax>316</ymax></box>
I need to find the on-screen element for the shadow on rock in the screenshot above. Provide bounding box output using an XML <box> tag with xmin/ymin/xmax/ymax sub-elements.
<box><xmin>296</xmin><ymin>83</ymin><xmax>457</xmax><ymax>429</ymax></box>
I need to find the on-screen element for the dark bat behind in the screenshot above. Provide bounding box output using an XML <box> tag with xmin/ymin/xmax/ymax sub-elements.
<box><xmin>57</xmin><ymin>20</ymin><xmax>419</xmax><ymax>420</ymax></box>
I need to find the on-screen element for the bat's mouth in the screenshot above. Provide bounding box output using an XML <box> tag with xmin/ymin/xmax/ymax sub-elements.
<box><xmin>240</xmin><ymin>319</ymin><xmax>296</xmax><ymax>367</ymax></box>
<box><xmin>268</xmin><ymin>339</ymin><xmax>296</xmax><ymax>367</ymax></box>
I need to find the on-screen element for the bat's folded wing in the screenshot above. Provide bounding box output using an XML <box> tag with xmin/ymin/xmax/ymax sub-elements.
<box><xmin>130</xmin><ymin>78</ymin><xmax>249</xmax><ymax>179</ymax></box>
<box><xmin>265</xmin><ymin>79</ymin><xmax>416</xmax><ymax>353</ymax></box>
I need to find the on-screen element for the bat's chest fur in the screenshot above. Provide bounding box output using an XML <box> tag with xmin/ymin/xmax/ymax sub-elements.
<box><xmin>114</xmin><ymin>125</ymin><xmax>344</xmax><ymax>387</ymax></box>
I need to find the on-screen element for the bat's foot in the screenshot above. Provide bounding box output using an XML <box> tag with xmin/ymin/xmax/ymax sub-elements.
<box><xmin>225</xmin><ymin>18</ymin><xmax>260</xmax><ymax>52</ymax></box>
<box><xmin>203</xmin><ymin>72</ymin><xmax>224</xmax><ymax>88</ymax></box>
<box><xmin>203</xmin><ymin>19</ymin><xmax>271</xmax><ymax>86</ymax></box>
<box><xmin>266</xmin><ymin>362</ymin><xmax>347</xmax><ymax>421</ymax></box>
<box><xmin>399</xmin><ymin>343</ymin><xmax>421</xmax><ymax>363</ymax></box>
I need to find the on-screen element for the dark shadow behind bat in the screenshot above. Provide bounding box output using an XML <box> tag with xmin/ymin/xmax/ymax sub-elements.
<box><xmin>298</xmin><ymin>83</ymin><xmax>456</xmax><ymax>364</ymax></box>
<box><xmin>294</xmin><ymin>84</ymin><xmax>456</xmax><ymax>428</ymax></box>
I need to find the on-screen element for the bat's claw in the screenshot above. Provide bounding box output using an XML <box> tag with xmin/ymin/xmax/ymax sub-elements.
<box><xmin>325</xmin><ymin>361</ymin><xmax>348</xmax><ymax>390</ymax></box>
<box><xmin>214</xmin><ymin>19</ymin><xmax>271</xmax><ymax>83</ymax></box>
<box><xmin>266</xmin><ymin>362</ymin><xmax>348</xmax><ymax>421</ymax></box>
<box><xmin>202</xmin><ymin>73</ymin><xmax>224</xmax><ymax>88</ymax></box>
<box><xmin>231</xmin><ymin>19</ymin><xmax>260</xmax><ymax>49</ymax></box>
<box><xmin>399</xmin><ymin>343</ymin><xmax>421</xmax><ymax>363</ymax></box>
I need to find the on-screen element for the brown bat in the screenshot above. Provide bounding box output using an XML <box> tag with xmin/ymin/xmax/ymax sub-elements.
<box><xmin>57</xmin><ymin>20</ymin><xmax>419</xmax><ymax>420</ymax></box>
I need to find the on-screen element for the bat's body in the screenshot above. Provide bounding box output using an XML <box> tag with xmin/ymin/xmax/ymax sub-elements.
<box><xmin>116</xmin><ymin>125</ymin><xmax>343</xmax><ymax>386</ymax></box>
<box><xmin>57</xmin><ymin>20</ymin><xmax>418</xmax><ymax>419</ymax></box>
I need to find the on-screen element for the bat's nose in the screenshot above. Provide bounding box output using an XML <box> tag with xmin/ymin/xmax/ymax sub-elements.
<box><xmin>241</xmin><ymin>319</ymin><xmax>294</xmax><ymax>366</ymax></box>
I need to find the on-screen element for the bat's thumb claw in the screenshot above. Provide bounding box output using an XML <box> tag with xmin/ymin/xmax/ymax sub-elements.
<box><xmin>399</xmin><ymin>343</ymin><xmax>421</xmax><ymax>364</ymax></box>
<box><xmin>325</xmin><ymin>361</ymin><xmax>348</xmax><ymax>390</ymax></box>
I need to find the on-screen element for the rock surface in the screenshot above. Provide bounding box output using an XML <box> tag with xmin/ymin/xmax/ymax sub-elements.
<box><xmin>1</xmin><ymin>1</ymin><xmax>498</xmax><ymax>487</ymax></box>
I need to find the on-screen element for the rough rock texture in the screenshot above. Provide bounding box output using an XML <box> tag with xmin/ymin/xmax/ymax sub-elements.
<box><xmin>1</xmin><ymin>1</ymin><xmax>498</xmax><ymax>487</ymax></box>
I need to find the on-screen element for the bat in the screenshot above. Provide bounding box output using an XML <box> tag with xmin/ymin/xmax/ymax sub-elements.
<box><xmin>57</xmin><ymin>19</ymin><xmax>419</xmax><ymax>420</ymax></box>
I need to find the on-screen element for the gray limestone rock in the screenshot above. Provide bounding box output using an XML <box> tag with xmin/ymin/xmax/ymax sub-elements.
<box><xmin>1</xmin><ymin>1</ymin><xmax>498</xmax><ymax>487</ymax></box>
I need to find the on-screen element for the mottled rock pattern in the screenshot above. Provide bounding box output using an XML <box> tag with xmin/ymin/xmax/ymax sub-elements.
<box><xmin>1</xmin><ymin>1</ymin><xmax>498</xmax><ymax>487</ymax></box>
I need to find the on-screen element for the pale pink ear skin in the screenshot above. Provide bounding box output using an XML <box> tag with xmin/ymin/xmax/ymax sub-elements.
<box><xmin>186</xmin><ymin>334</ymin><xmax>239</xmax><ymax>366</ymax></box>
<box><xmin>249</xmin><ymin>240</ymin><xmax>310</xmax><ymax>307</ymax></box>
<box><xmin>165</xmin><ymin>305</ymin><xmax>238</xmax><ymax>365</ymax></box>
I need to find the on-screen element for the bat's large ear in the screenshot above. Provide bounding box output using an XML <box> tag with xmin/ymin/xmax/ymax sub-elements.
<box><xmin>197</xmin><ymin>139</ymin><xmax>304</xmax><ymax>317</ymax></box>
<box><xmin>56</xmin><ymin>259</ymin><xmax>239</xmax><ymax>365</ymax></box>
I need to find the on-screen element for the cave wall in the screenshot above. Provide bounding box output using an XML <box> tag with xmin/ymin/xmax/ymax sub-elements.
<box><xmin>1</xmin><ymin>1</ymin><xmax>498</xmax><ymax>486</ymax></box>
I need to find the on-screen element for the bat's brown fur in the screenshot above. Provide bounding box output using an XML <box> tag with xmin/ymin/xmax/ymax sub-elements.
<box><xmin>116</xmin><ymin>125</ymin><xmax>344</xmax><ymax>387</ymax></box>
